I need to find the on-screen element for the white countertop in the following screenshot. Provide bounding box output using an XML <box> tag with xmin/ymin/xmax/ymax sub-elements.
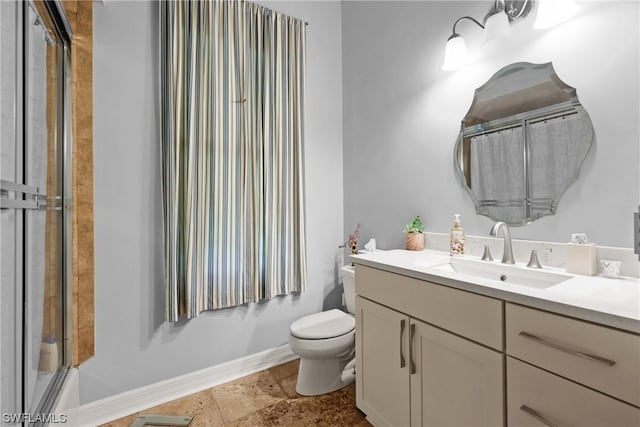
<box><xmin>350</xmin><ymin>249</ymin><xmax>640</xmax><ymax>334</ymax></box>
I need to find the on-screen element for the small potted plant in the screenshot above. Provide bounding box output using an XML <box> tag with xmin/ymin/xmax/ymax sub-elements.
<box><xmin>405</xmin><ymin>215</ymin><xmax>425</xmax><ymax>251</ymax></box>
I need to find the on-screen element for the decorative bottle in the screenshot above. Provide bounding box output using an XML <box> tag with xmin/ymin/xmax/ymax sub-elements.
<box><xmin>450</xmin><ymin>214</ymin><xmax>465</xmax><ymax>256</ymax></box>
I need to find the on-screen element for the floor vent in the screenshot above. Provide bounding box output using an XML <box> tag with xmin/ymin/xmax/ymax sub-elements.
<box><xmin>130</xmin><ymin>414</ymin><xmax>193</xmax><ymax>427</ymax></box>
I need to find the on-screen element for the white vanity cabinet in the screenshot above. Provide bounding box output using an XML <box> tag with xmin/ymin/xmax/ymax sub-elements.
<box><xmin>355</xmin><ymin>265</ymin><xmax>504</xmax><ymax>427</ymax></box>
<box><xmin>506</xmin><ymin>303</ymin><xmax>640</xmax><ymax>426</ymax></box>
<box><xmin>354</xmin><ymin>263</ymin><xmax>640</xmax><ymax>427</ymax></box>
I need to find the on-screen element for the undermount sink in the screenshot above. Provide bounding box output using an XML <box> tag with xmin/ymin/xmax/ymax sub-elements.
<box><xmin>432</xmin><ymin>257</ymin><xmax>570</xmax><ymax>289</ymax></box>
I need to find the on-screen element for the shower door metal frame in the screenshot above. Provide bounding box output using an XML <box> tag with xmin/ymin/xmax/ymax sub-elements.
<box><xmin>0</xmin><ymin>0</ymin><xmax>73</xmax><ymax>420</ymax></box>
<box><xmin>4</xmin><ymin>1</ymin><xmax>27</xmax><ymax>418</ymax></box>
<box><xmin>24</xmin><ymin>0</ymin><xmax>74</xmax><ymax>417</ymax></box>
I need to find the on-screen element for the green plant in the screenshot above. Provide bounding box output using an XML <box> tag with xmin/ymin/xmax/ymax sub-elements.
<box><xmin>405</xmin><ymin>215</ymin><xmax>424</xmax><ymax>234</ymax></box>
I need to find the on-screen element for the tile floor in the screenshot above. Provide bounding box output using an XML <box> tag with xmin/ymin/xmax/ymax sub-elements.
<box><xmin>102</xmin><ymin>359</ymin><xmax>370</xmax><ymax>427</ymax></box>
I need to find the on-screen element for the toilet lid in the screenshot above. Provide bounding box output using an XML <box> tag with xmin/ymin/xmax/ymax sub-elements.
<box><xmin>290</xmin><ymin>309</ymin><xmax>355</xmax><ymax>340</ymax></box>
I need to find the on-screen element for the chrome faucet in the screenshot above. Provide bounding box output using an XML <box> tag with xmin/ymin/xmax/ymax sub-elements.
<box><xmin>527</xmin><ymin>248</ymin><xmax>552</xmax><ymax>269</ymax></box>
<box><xmin>489</xmin><ymin>222</ymin><xmax>515</xmax><ymax>264</ymax></box>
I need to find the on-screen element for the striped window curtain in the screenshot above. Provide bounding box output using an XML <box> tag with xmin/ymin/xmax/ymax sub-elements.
<box><xmin>160</xmin><ymin>0</ymin><xmax>307</xmax><ymax>321</ymax></box>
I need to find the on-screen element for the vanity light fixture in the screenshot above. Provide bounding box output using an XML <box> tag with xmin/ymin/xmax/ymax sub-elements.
<box><xmin>442</xmin><ymin>0</ymin><xmax>535</xmax><ymax>71</ymax></box>
<box><xmin>442</xmin><ymin>16</ymin><xmax>484</xmax><ymax>71</ymax></box>
<box><xmin>482</xmin><ymin>1</ymin><xmax>511</xmax><ymax>45</ymax></box>
<box><xmin>534</xmin><ymin>0</ymin><xmax>579</xmax><ymax>29</ymax></box>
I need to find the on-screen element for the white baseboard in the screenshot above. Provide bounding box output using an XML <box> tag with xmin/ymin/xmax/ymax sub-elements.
<box><xmin>74</xmin><ymin>345</ymin><xmax>297</xmax><ymax>427</ymax></box>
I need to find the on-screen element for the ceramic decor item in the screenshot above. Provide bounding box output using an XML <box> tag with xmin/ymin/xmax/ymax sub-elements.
<box><xmin>406</xmin><ymin>232</ymin><xmax>425</xmax><ymax>251</ymax></box>
<box><xmin>565</xmin><ymin>242</ymin><xmax>597</xmax><ymax>275</ymax></box>
<box><xmin>600</xmin><ymin>259</ymin><xmax>622</xmax><ymax>278</ymax></box>
<box><xmin>406</xmin><ymin>216</ymin><xmax>425</xmax><ymax>251</ymax></box>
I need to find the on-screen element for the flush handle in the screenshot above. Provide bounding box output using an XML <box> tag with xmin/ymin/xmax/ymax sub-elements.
<box><xmin>399</xmin><ymin>319</ymin><xmax>406</xmax><ymax>368</ymax></box>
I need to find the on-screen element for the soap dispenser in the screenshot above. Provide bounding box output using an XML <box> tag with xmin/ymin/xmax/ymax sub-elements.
<box><xmin>450</xmin><ymin>214</ymin><xmax>465</xmax><ymax>255</ymax></box>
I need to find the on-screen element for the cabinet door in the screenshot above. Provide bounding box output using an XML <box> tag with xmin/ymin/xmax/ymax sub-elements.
<box><xmin>356</xmin><ymin>296</ymin><xmax>410</xmax><ymax>427</ymax></box>
<box><xmin>410</xmin><ymin>318</ymin><xmax>504</xmax><ymax>427</ymax></box>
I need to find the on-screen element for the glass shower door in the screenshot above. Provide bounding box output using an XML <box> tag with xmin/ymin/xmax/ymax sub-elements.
<box><xmin>23</xmin><ymin>2</ymin><xmax>66</xmax><ymax>413</ymax></box>
<box><xmin>0</xmin><ymin>0</ymin><xmax>72</xmax><ymax>421</ymax></box>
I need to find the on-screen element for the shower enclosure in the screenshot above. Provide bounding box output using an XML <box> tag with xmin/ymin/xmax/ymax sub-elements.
<box><xmin>0</xmin><ymin>0</ymin><xmax>73</xmax><ymax>422</ymax></box>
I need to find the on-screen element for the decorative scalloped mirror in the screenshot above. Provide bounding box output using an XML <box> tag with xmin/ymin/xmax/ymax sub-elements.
<box><xmin>454</xmin><ymin>62</ymin><xmax>594</xmax><ymax>226</ymax></box>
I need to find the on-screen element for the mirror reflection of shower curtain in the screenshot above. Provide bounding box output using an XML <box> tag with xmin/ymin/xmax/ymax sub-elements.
<box><xmin>470</xmin><ymin>127</ymin><xmax>526</xmax><ymax>224</ymax></box>
<box><xmin>528</xmin><ymin>114</ymin><xmax>592</xmax><ymax>217</ymax></box>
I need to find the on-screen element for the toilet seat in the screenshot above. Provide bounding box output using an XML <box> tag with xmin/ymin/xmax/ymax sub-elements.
<box><xmin>290</xmin><ymin>309</ymin><xmax>355</xmax><ymax>340</ymax></box>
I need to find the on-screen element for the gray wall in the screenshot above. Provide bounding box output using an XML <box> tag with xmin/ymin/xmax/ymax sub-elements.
<box><xmin>80</xmin><ymin>0</ymin><xmax>343</xmax><ymax>403</ymax></box>
<box><xmin>342</xmin><ymin>1</ymin><xmax>639</xmax><ymax>250</ymax></box>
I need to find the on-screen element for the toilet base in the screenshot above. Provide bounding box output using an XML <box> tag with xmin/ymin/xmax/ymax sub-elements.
<box><xmin>295</xmin><ymin>356</ymin><xmax>355</xmax><ymax>396</ymax></box>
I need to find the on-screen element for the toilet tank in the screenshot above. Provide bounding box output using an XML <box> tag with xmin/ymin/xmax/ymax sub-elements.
<box><xmin>341</xmin><ymin>265</ymin><xmax>356</xmax><ymax>314</ymax></box>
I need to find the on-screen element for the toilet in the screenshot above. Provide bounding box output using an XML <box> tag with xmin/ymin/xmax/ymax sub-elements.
<box><xmin>288</xmin><ymin>265</ymin><xmax>357</xmax><ymax>396</ymax></box>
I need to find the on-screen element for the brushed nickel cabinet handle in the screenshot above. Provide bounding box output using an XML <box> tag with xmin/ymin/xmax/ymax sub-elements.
<box><xmin>518</xmin><ymin>331</ymin><xmax>616</xmax><ymax>367</ymax></box>
<box><xmin>520</xmin><ymin>405</ymin><xmax>560</xmax><ymax>427</ymax></box>
<box><xmin>400</xmin><ymin>319</ymin><xmax>406</xmax><ymax>368</ymax></box>
<box><xmin>409</xmin><ymin>323</ymin><xmax>416</xmax><ymax>375</ymax></box>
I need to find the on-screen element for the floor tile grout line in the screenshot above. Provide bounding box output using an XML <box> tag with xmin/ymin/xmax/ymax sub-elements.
<box><xmin>103</xmin><ymin>360</ymin><xmax>367</xmax><ymax>427</ymax></box>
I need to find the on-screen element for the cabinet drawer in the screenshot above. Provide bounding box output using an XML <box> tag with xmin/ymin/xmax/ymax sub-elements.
<box><xmin>356</xmin><ymin>265</ymin><xmax>503</xmax><ymax>350</ymax></box>
<box><xmin>506</xmin><ymin>303</ymin><xmax>640</xmax><ymax>407</ymax></box>
<box><xmin>507</xmin><ymin>357</ymin><xmax>640</xmax><ymax>427</ymax></box>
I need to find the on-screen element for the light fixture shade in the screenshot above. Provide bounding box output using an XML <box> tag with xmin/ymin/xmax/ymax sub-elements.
<box><xmin>442</xmin><ymin>35</ymin><xmax>468</xmax><ymax>71</ymax></box>
<box><xmin>534</xmin><ymin>0</ymin><xmax>579</xmax><ymax>29</ymax></box>
<box><xmin>482</xmin><ymin>11</ymin><xmax>511</xmax><ymax>45</ymax></box>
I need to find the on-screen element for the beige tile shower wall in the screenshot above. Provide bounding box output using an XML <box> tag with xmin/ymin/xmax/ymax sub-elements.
<box><xmin>62</xmin><ymin>0</ymin><xmax>94</xmax><ymax>366</ymax></box>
